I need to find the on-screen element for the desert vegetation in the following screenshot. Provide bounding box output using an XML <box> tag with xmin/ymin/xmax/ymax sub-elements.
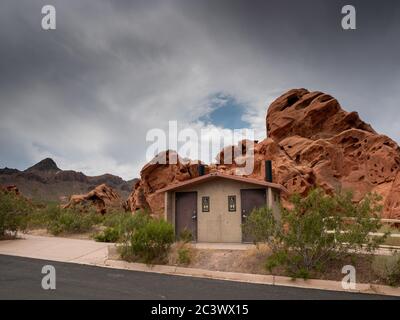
<box><xmin>32</xmin><ymin>203</ymin><xmax>175</xmax><ymax>265</ymax></box>
<box><xmin>243</xmin><ymin>188</ymin><xmax>389</xmax><ymax>280</ymax></box>
<box><xmin>93</xmin><ymin>210</ymin><xmax>175</xmax><ymax>264</ymax></box>
<box><xmin>0</xmin><ymin>188</ymin><xmax>175</xmax><ymax>265</ymax></box>
<box><xmin>29</xmin><ymin>204</ymin><xmax>104</xmax><ymax>235</ymax></box>
<box><xmin>115</xmin><ymin>213</ymin><xmax>175</xmax><ymax>264</ymax></box>
<box><xmin>0</xmin><ymin>190</ymin><xmax>31</xmax><ymax>239</ymax></box>
<box><xmin>372</xmin><ymin>253</ymin><xmax>400</xmax><ymax>287</ymax></box>
<box><xmin>2</xmin><ymin>184</ymin><xmax>399</xmax><ymax>286</ymax></box>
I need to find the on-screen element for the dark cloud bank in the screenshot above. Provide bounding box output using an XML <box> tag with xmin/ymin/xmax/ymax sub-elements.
<box><xmin>0</xmin><ymin>0</ymin><xmax>399</xmax><ymax>179</ymax></box>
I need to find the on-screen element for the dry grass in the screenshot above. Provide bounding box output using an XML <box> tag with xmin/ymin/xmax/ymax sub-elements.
<box><xmin>168</xmin><ymin>241</ymin><xmax>195</xmax><ymax>266</ymax></box>
<box><xmin>168</xmin><ymin>243</ymin><xmax>271</xmax><ymax>274</ymax></box>
<box><xmin>166</xmin><ymin>244</ymin><xmax>397</xmax><ymax>286</ymax></box>
<box><xmin>25</xmin><ymin>227</ymin><xmax>102</xmax><ymax>240</ymax></box>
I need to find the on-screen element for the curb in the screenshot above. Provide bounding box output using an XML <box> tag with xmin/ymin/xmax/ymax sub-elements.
<box><xmin>1</xmin><ymin>235</ymin><xmax>399</xmax><ymax>298</ymax></box>
<box><xmin>103</xmin><ymin>259</ymin><xmax>400</xmax><ymax>297</ymax></box>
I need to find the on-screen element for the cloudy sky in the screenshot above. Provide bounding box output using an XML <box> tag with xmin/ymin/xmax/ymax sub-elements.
<box><xmin>1</xmin><ymin>0</ymin><xmax>399</xmax><ymax>179</ymax></box>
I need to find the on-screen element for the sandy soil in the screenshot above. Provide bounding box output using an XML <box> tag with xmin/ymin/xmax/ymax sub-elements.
<box><xmin>24</xmin><ymin>228</ymin><xmax>95</xmax><ymax>240</ymax></box>
<box><xmin>167</xmin><ymin>242</ymin><xmax>390</xmax><ymax>285</ymax></box>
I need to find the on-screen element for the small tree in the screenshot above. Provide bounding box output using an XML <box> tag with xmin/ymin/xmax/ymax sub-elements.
<box><xmin>242</xmin><ymin>206</ymin><xmax>281</xmax><ymax>253</ymax></box>
<box><xmin>243</xmin><ymin>188</ymin><xmax>387</xmax><ymax>279</ymax></box>
<box><xmin>95</xmin><ymin>211</ymin><xmax>151</xmax><ymax>243</ymax></box>
<box><xmin>120</xmin><ymin>216</ymin><xmax>174</xmax><ymax>264</ymax></box>
<box><xmin>0</xmin><ymin>191</ymin><xmax>31</xmax><ymax>239</ymax></box>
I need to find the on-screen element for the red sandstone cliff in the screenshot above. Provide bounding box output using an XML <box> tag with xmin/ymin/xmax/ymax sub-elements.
<box><xmin>128</xmin><ymin>89</ymin><xmax>400</xmax><ymax>218</ymax></box>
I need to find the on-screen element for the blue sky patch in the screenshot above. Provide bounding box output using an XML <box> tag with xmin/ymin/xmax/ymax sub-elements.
<box><xmin>199</xmin><ymin>93</ymin><xmax>250</xmax><ymax>129</ymax></box>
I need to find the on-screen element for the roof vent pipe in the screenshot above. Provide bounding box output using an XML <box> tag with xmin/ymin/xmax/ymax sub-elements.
<box><xmin>198</xmin><ymin>164</ymin><xmax>206</xmax><ymax>176</ymax></box>
<box><xmin>265</xmin><ymin>160</ymin><xmax>273</xmax><ymax>183</ymax></box>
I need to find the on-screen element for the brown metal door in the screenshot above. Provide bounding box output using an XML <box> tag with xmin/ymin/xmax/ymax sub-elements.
<box><xmin>175</xmin><ymin>192</ymin><xmax>197</xmax><ymax>241</ymax></box>
<box><xmin>240</xmin><ymin>189</ymin><xmax>266</xmax><ymax>243</ymax></box>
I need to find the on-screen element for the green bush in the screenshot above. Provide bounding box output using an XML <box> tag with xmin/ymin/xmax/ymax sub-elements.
<box><xmin>100</xmin><ymin>211</ymin><xmax>150</xmax><ymax>242</ymax></box>
<box><xmin>244</xmin><ymin>188</ymin><xmax>386</xmax><ymax>279</ymax></box>
<box><xmin>34</xmin><ymin>204</ymin><xmax>103</xmax><ymax>235</ymax></box>
<box><xmin>179</xmin><ymin>228</ymin><xmax>193</xmax><ymax>243</ymax></box>
<box><xmin>122</xmin><ymin>218</ymin><xmax>174</xmax><ymax>264</ymax></box>
<box><xmin>31</xmin><ymin>206</ymin><xmax>150</xmax><ymax>240</ymax></box>
<box><xmin>372</xmin><ymin>254</ymin><xmax>400</xmax><ymax>287</ymax></box>
<box><xmin>0</xmin><ymin>191</ymin><xmax>31</xmax><ymax>238</ymax></box>
<box><xmin>243</xmin><ymin>206</ymin><xmax>279</xmax><ymax>245</ymax></box>
<box><xmin>94</xmin><ymin>227</ymin><xmax>120</xmax><ymax>242</ymax></box>
<box><xmin>177</xmin><ymin>247</ymin><xmax>192</xmax><ymax>265</ymax></box>
<box><xmin>386</xmin><ymin>257</ymin><xmax>400</xmax><ymax>287</ymax></box>
<box><xmin>102</xmin><ymin>210</ymin><xmax>134</xmax><ymax>228</ymax></box>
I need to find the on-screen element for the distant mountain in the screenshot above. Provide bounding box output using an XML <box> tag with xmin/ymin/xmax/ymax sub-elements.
<box><xmin>25</xmin><ymin>158</ymin><xmax>61</xmax><ymax>173</ymax></box>
<box><xmin>0</xmin><ymin>158</ymin><xmax>138</xmax><ymax>202</ymax></box>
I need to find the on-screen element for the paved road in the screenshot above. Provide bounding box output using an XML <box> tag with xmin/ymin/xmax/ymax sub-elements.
<box><xmin>0</xmin><ymin>255</ymin><xmax>397</xmax><ymax>300</ymax></box>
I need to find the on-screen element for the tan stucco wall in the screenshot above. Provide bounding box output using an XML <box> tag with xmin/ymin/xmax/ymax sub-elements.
<box><xmin>165</xmin><ymin>178</ymin><xmax>280</xmax><ymax>243</ymax></box>
<box><xmin>271</xmin><ymin>189</ymin><xmax>281</xmax><ymax>221</ymax></box>
<box><xmin>164</xmin><ymin>191</ymin><xmax>173</xmax><ymax>222</ymax></box>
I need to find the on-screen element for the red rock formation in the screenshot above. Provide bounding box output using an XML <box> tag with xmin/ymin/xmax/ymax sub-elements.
<box><xmin>0</xmin><ymin>185</ymin><xmax>21</xmax><ymax>196</ymax></box>
<box><xmin>126</xmin><ymin>150</ymin><xmax>203</xmax><ymax>215</ymax></box>
<box><xmin>262</xmin><ymin>89</ymin><xmax>400</xmax><ymax>218</ymax></box>
<box><xmin>63</xmin><ymin>184</ymin><xmax>124</xmax><ymax>214</ymax></box>
<box><xmin>128</xmin><ymin>89</ymin><xmax>400</xmax><ymax>219</ymax></box>
<box><xmin>266</xmin><ymin>89</ymin><xmax>375</xmax><ymax>142</ymax></box>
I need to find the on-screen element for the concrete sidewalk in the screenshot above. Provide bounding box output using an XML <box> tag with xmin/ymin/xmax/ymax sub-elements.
<box><xmin>0</xmin><ymin>234</ymin><xmax>110</xmax><ymax>265</ymax></box>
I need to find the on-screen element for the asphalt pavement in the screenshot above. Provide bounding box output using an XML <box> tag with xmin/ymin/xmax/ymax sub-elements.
<box><xmin>0</xmin><ymin>254</ymin><xmax>397</xmax><ymax>300</ymax></box>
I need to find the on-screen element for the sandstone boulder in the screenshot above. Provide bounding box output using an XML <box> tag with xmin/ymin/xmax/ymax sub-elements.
<box><xmin>63</xmin><ymin>184</ymin><xmax>124</xmax><ymax>214</ymax></box>
<box><xmin>266</xmin><ymin>89</ymin><xmax>375</xmax><ymax>142</ymax></box>
<box><xmin>126</xmin><ymin>150</ymin><xmax>204</xmax><ymax>215</ymax></box>
<box><xmin>262</xmin><ymin>89</ymin><xmax>400</xmax><ymax>218</ymax></box>
<box><xmin>0</xmin><ymin>185</ymin><xmax>21</xmax><ymax>196</ymax></box>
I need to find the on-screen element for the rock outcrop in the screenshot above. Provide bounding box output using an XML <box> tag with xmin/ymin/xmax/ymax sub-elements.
<box><xmin>128</xmin><ymin>89</ymin><xmax>400</xmax><ymax>219</ymax></box>
<box><xmin>262</xmin><ymin>89</ymin><xmax>400</xmax><ymax>218</ymax></box>
<box><xmin>62</xmin><ymin>184</ymin><xmax>125</xmax><ymax>214</ymax></box>
<box><xmin>266</xmin><ymin>89</ymin><xmax>376</xmax><ymax>142</ymax></box>
<box><xmin>0</xmin><ymin>185</ymin><xmax>21</xmax><ymax>196</ymax></box>
<box><xmin>126</xmin><ymin>150</ymin><xmax>204</xmax><ymax>215</ymax></box>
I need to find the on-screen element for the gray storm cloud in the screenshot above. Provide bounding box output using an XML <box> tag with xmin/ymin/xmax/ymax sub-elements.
<box><xmin>0</xmin><ymin>0</ymin><xmax>399</xmax><ymax>179</ymax></box>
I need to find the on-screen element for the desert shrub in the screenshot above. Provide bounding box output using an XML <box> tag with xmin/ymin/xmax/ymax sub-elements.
<box><xmin>243</xmin><ymin>206</ymin><xmax>279</xmax><ymax>245</ymax></box>
<box><xmin>99</xmin><ymin>211</ymin><xmax>150</xmax><ymax>242</ymax></box>
<box><xmin>121</xmin><ymin>218</ymin><xmax>174</xmax><ymax>264</ymax></box>
<box><xmin>0</xmin><ymin>191</ymin><xmax>31</xmax><ymax>238</ymax></box>
<box><xmin>177</xmin><ymin>246</ymin><xmax>192</xmax><ymax>265</ymax></box>
<box><xmin>243</xmin><ymin>188</ymin><xmax>386</xmax><ymax>279</ymax></box>
<box><xmin>372</xmin><ymin>254</ymin><xmax>400</xmax><ymax>287</ymax></box>
<box><xmin>34</xmin><ymin>204</ymin><xmax>103</xmax><ymax>235</ymax></box>
<box><xmin>102</xmin><ymin>210</ymin><xmax>133</xmax><ymax>228</ymax></box>
<box><xmin>27</xmin><ymin>203</ymin><xmax>56</xmax><ymax>228</ymax></box>
<box><xmin>179</xmin><ymin>228</ymin><xmax>193</xmax><ymax>243</ymax></box>
<box><xmin>386</xmin><ymin>257</ymin><xmax>400</xmax><ymax>287</ymax></box>
<box><xmin>94</xmin><ymin>227</ymin><xmax>120</xmax><ymax>242</ymax></box>
<box><xmin>48</xmin><ymin>211</ymin><xmax>102</xmax><ymax>235</ymax></box>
